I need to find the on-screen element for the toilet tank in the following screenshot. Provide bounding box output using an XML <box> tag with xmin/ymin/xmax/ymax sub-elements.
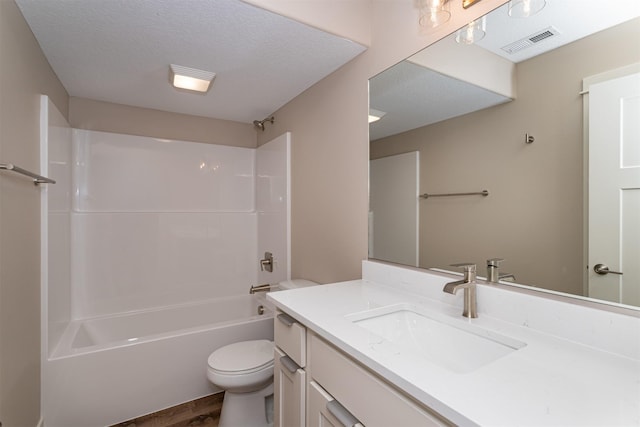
<box><xmin>276</xmin><ymin>279</ymin><xmax>319</xmax><ymax>291</ymax></box>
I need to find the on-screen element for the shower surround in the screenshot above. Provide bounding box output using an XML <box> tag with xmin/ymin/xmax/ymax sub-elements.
<box><xmin>41</xmin><ymin>96</ymin><xmax>290</xmax><ymax>426</ymax></box>
<box><xmin>71</xmin><ymin>129</ymin><xmax>259</xmax><ymax>318</ymax></box>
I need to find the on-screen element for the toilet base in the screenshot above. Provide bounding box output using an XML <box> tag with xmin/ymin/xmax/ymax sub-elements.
<box><xmin>219</xmin><ymin>382</ymin><xmax>274</xmax><ymax>427</ymax></box>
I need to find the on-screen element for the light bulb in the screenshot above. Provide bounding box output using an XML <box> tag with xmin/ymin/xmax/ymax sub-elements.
<box><xmin>508</xmin><ymin>0</ymin><xmax>546</xmax><ymax>18</ymax></box>
<box><xmin>418</xmin><ymin>0</ymin><xmax>450</xmax><ymax>29</ymax></box>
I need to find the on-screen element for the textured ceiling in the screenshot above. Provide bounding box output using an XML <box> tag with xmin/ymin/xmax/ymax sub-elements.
<box><xmin>15</xmin><ymin>0</ymin><xmax>366</xmax><ymax>123</ymax></box>
<box><xmin>370</xmin><ymin>62</ymin><xmax>510</xmax><ymax>140</ymax></box>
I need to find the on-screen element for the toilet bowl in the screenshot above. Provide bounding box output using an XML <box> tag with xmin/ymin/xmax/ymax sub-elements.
<box><xmin>207</xmin><ymin>339</ymin><xmax>275</xmax><ymax>427</ymax></box>
<box><xmin>207</xmin><ymin>279</ymin><xmax>318</xmax><ymax>427</ymax></box>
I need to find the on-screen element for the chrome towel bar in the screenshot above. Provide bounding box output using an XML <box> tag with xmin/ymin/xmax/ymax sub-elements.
<box><xmin>420</xmin><ymin>190</ymin><xmax>488</xmax><ymax>199</ymax></box>
<box><xmin>0</xmin><ymin>163</ymin><xmax>56</xmax><ymax>185</ymax></box>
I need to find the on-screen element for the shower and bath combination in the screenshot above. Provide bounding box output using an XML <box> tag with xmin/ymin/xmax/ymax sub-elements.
<box><xmin>253</xmin><ymin>116</ymin><xmax>274</xmax><ymax>131</ymax></box>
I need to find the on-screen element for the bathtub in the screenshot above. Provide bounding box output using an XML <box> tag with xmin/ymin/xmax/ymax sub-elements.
<box><xmin>42</xmin><ymin>294</ymin><xmax>274</xmax><ymax>427</ymax></box>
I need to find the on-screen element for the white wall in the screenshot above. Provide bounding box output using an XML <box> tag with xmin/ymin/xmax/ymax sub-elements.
<box><xmin>70</xmin><ymin>130</ymin><xmax>258</xmax><ymax>318</ymax></box>
<box><xmin>257</xmin><ymin>133</ymin><xmax>291</xmax><ymax>285</ymax></box>
<box><xmin>42</xmin><ymin>96</ymin><xmax>73</xmax><ymax>357</ymax></box>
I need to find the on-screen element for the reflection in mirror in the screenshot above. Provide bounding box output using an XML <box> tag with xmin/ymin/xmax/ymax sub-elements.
<box><xmin>368</xmin><ymin>0</ymin><xmax>640</xmax><ymax>308</ymax></box>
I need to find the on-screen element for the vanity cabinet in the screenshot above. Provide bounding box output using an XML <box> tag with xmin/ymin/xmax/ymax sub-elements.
<box><xmin>273</xmin><ymin>309</ymin><xmax>452</xmax><ymax>427</ymax></box>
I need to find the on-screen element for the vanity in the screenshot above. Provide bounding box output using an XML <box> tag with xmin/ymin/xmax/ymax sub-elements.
<box><xmin>268</xmin><ymin>260</ymin><xmax>640</xmax><ymax>426</ymax></box>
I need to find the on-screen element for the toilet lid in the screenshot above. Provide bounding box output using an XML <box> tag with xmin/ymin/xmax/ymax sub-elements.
<box><xmin>208</xmin><ymin>340</ymin><xmax>274</xmax><ymax>374</ymax></box>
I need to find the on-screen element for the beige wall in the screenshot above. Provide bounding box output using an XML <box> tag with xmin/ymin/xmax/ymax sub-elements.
<box><xmin>0</xmin><ymin>1</ymin><xmax>69</xmax><ymax>425</ymax></box>
<box><xmin>370</xmin><ymin>18</ymin><xmax>640</xmax><ymax>296</ymax></box>
<box><xmin>257</xmin><ymin>0</ymin><xmax>506</xmax><ymax>283</ymax></box>
<box><xmin>69</xmin><ymin>97</ymin><xmax>256</xmax><ymax>148</ymax></box>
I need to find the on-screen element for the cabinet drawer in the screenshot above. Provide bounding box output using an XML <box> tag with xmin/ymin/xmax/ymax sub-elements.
<box><xmin>274</xmin><ymin>310</ymin><xmax>306</xmax><ymax>367</ymax></box>
<box><xmin>309</xmin><ymin>334</ymin><xmax>450</xmax><ymax>427</ymax></box>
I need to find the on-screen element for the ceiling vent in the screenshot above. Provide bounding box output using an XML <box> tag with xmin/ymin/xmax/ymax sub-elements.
<box><xmin>501</xmin><ymin>26</ymin><xmax>560</xmax><ymax>54</ymax></box>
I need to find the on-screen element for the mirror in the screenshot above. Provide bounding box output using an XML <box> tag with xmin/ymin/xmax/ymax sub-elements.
<box><xmin>369</xmin><ymin>0</ymin><xmax>640</xmax><ymax>308</ymax></box>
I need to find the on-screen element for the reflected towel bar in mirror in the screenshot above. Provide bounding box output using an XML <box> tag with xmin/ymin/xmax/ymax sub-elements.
<box><xmin>0</xmin><ymin>163</ymin><xmax>56</xmax><ymax>185</ymax></box>
<box><xmin>420</xmin><ymin>190</ymin><xmax>488</xmax><ymax>199</ymax></box>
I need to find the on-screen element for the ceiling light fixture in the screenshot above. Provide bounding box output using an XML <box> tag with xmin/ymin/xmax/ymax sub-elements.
<box><xmin>418</xmin><ymin>0</ymin><xmax>451</xmax><ymax>30</ymax></box>
<box><xmin>508</xmin><ymin>0</ymin><xmax>546</xmax><ymax>18</ymax></box>
<box><xmin>169</xmin><ymin>64</ymin><xmax>216</xmax><ymax>93</ymax></box>
<box><xmin>455</xmin><ymin>16</ymin><xmax>486</xmax><ymax>44</ymax></box>
<box><xmin>368</xmin><ymin>108</ymin><xmax>387</xmax><ymax>123</ymax></box>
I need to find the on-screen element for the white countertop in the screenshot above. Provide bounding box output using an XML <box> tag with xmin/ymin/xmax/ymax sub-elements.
<box><xmin>268</xmin><ymin>262</ymin><xmax>640</xmax><ymax>426</ymax></box>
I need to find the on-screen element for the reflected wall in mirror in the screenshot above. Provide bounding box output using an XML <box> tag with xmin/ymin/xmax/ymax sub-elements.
<box><xmin>369</xmin><ymin>0</ymin><xmax>640</xmax><ymax>308</ymax></box>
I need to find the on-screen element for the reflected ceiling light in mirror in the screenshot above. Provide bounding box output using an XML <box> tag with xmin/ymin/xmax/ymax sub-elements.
<box><xmin>456</xmin><ymin>16</ymin><xmax>486</xmax><ymax>44</ymax></box>
<box><xmin>369</xmin><ymin>108</ymin><xmax>386</xmax><ymax>123</ymax></box>
<box><xmin>418</xmin><ymin>0</ymin><xmax>451</xmax><ymax>30</ymax></box>
<box><xmin>508</xmin><ymin>0</ymin><xmax>546</xmax><ymax>18</ymax></box>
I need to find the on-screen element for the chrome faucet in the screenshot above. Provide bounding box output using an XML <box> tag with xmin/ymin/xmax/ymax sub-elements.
<box><xmin>486</xmin><ymin>258</ymin><xmax>504</xmax><ymax>283</ymax></box>
<box><xmin>249</xmin><ymin>283</ymin><xmax>271</xmax><ymax>294</ymax></box>
<box><xmin>443</xmin><ymin>263</ymin><xmax>477</xmax><ymax>318</ymax></box>
<box><xmin>486</xmin><ymin>258</ymin><xmax>516</xmax><ymax>283</ymax></box>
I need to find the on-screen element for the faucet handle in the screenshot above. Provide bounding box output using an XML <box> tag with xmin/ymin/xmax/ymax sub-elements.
<box><xmin>450</xmin><ymin>262</ymin><xmax>477</xmax><ymax>280</ymax></box>
<box><xmin>450</xmin><ymin>262</ymin><xmax>476</xmax><ymax>271</ymax></box>
<box><xmin>487</xmin><ymin>258</ymin><xmax>504</xmax><ymax>267</ymax></box>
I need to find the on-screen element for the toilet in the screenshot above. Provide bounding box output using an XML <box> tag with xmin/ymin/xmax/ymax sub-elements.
<box><xmin>207</xmin><ymin>340</ymin><xmax>275</xmax><ymax>427</ymax></box>
<box><xmin>207</xmin><ymin>279</ymin><xmax>318</xmax><ymax>427</ymax></box>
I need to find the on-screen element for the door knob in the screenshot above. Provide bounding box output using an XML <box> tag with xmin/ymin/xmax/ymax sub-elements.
<box><xmin>593</xmin><ymin>263</ymin><xmax>623</xmax><ymax>275</ymax></box>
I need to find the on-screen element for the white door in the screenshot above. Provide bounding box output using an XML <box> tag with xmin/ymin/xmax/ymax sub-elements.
<box><xmin>369</xmin><ymin>151</ymin><xmax>419</xmax><ymax>266</ymax></box>
<box><xmin>588</xmin><ymin>70</ymin><xmax>640</xmax><ymax>305</ymax></box>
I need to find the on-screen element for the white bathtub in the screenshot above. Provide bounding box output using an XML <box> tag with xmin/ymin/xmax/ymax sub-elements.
<box><xmin>42</xmin><ymin>294</ymin><xmax>274</xmax><ymax>427</ymax></box>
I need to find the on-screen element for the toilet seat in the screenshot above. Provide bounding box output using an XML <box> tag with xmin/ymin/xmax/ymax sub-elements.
<box><xmin>207</xmin><ymin>339</ymin><xmax>274</xmax><ymax>375</ymax></box>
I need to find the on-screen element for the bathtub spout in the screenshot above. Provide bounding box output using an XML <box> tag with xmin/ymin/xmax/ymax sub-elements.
<box><xmin>249</xmin><ymin>283</ymin><xmax>271</xmax><ymax>294</ymax></box>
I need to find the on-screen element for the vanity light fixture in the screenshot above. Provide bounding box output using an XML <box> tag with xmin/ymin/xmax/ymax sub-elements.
<box><xmin>169</xmin><ymin>64</ymin><xmax>216</xmax><ymax>93</ymax></box>
<box><xmin>418</xmin><ymin>0</ymin><xmax>451</xmax><ymax>30</ymax></box>
<box><xmin>368</xmin><ymin>108</ymin><xmax>386</xmax><ymax>123</ymax></box>
<box><xmin>462</xmin><ymin>0</ymin><xmax>482</xmax><ymax>8</ymax></box>
<box><xmin>508</xmin><ymin>0</ymin><xmax>546</xmax><ymax>18</ymax></box>
<box><xmin>456</xmin><ymin>16</ymin><xmax>486</xmax><ymax>44</ymax></box>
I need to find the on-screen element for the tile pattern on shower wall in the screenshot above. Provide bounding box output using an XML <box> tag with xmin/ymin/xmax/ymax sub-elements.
<box><xmin>71</xmin><ymin>130</ymin><xmax>259</xmax><ymax>318</ymax></box>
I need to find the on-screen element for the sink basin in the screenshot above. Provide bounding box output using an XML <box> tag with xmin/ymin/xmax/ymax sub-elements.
<box><xmin>347</xmin><ymin>304</ymin><xmax>526</xmax><ymax>373</ymax></box>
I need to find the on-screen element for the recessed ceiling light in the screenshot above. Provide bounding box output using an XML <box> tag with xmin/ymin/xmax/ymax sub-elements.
<box><xmin>169</xmin><ymin>64</ymin><xmax>216</xmax><ymax>93</ymax></box>
<box><xmin>369</xmin><ymin>108</ymin><xmax>387</xmax><ymax>123</ymax></box>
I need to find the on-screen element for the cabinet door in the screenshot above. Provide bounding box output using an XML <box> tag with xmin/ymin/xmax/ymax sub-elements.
<box><xmin>308</xmin><ymin>381</ymin><xmax>364</xmax><ymax>427</ymax></box>
<box><xmin>274</xmin><ymin>347</ymin><xmax>306</xmax><ymax>427</ymax></box>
